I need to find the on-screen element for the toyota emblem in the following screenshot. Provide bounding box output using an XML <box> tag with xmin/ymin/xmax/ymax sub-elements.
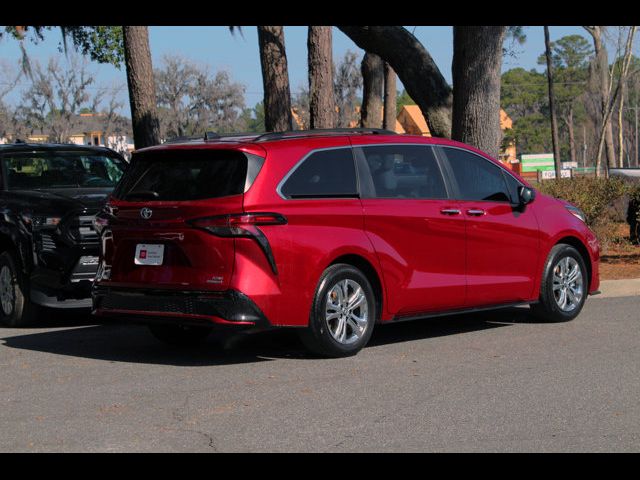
<box><xmin>140</xmin><ymin>207</ymin><xmax>153</xmax><ymax>220</ymax></box>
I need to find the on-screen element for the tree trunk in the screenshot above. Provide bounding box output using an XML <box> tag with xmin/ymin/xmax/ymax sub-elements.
<box><xmin>633</xmin><ymin>100</ymin><xmax>640</xmax><ymax>167</ymax></box>
<box><xmin>543</xmin><ymin>26</ymin><xmax>562</xmax><ymax>177</ymax></box>
<box><xmin>589</xmin><ymin>26</ymin><xmax>636</xmax><ymax>177</ymax></box>
<box><xmin>257</xmin><ymin>26</ymin><xmax>293</xmax><ymax>132</ymax></box>
<box><xmin>618</xmin><ymin>84</ymin><xmax>625</xmax><ymax>167</ymax></box>
<box><xmin>585</xmin><ymin>26</ymin><xmax>617</xmax><ymax>170</ymax></box>
<box><xmin>122</xmin><ymin>26</ymin><xmax>160</xmax><ymax>149</ymax></box>
<box><xmin>307</xmin><ymin>26</ymin><xmax>335</xmax><ymax>129</ymax></box>
<box><xmin>451</xmin><ymin>26</ymin><xmax>506</xmax><ymax>159</ymax></box>
<box><xmin>338</xmin><ymin>26</ymin><xmax>452</xmax><ymax>138</ymax></box>
<box><xmin>582</xmin><ymin>124</ymin><xmax>588</xmax><ymax>168</ymax></box>
<box><xmin>361</xmin><ymin>52</ymin><xmax>384</xmax><ymax>128</ymax></box>
<box><xmin>383</xmin><ymin>63</ymin><xmax>397</xmax><ymax>130</ymax></box>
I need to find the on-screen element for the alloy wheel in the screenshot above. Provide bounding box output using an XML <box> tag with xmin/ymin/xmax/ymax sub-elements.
<box><xmin>325</xmin><ymin>279</ymin><xmax>369</xmax><ymax>345</ymax></box>
<box><xmin>552</xmin><ymin>256</ymin><xmax>584</xmax><ymax>312</ymax></box>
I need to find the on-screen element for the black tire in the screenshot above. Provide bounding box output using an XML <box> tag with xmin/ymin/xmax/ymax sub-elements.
<box><xmin>298</xmin><ymin>263</ymin><xmax>376</xmax><ymax>358</ymax></box>
<box><xmin>148</xmin><ymin>324</ymin><xmax>212</xmax><ymax>346</ymax></box>
<box><xmin>530</xmin><ymin>244</ymin><xmax>588</xmax><ymax>322</ymax></box>
<box><xmin>0</xmin><ymin>250</ymin><xmax>39</xmax><ymax>327</ymax></box>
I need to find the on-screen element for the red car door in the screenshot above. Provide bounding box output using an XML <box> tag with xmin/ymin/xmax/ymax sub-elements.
<box><xmin>353</xmin><ymin>143</ymin><xmax>466</xmax><ymax>317</ymax></box>
<box><xmin>437</xmin><ymin>146</ymin><xmax>540</xmax><ymax>307</ymax></box>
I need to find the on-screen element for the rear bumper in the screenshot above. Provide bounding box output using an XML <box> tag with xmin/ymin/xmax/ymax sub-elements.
<box><xmin>91</xmin><ymin>285</ymin><xmax>271</xmax><ymax>329</ymax></box>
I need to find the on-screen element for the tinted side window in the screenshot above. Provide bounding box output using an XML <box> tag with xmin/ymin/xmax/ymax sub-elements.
<box><xmin>358</xmin><ymin>145</ymin><xmax>447</xmax><ymax>199</ymax></box>
<box><xmin>281</xmin><ymin>148</ymin><xmax>357</xmax><ymax>198</ymax></box>
<box><xmin>443</xmin><ymin>148</ymin><xmax>510</xmax><ymax>202</ymax></box>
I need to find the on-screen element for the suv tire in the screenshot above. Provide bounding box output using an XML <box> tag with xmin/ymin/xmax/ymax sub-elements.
<box><xmin>531</xmin><ymin>244</ymin><xmax>588</xmax><ymax>322</ymax></box>
<box><xmin>298</xmin><ymin>264</ymin><xmax>376</xmax><ymax>357</ymax></box>
<box><xmin>0</xmin><ymin>250</ymin><xmax>39</xmax><ymax>327</ymax></box>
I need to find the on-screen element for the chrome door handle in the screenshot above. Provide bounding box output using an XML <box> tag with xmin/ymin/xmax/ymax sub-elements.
<box><xmin>466</xmin><ymin>209</ymin><xmax>485</xmax><ymax>216</ymax></box>
<box><xmin>440</xmin><ymin>208</ymin><xmax>461</xmax><ymax>215</ymax></box>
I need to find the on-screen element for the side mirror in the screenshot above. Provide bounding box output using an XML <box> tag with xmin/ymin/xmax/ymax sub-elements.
<box><xmin>518</xmin><ymin>186</ymin><xmax>535</xmax><ymax>206</ymax></box>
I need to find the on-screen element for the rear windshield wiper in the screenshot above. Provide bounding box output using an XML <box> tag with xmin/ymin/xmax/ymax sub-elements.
<box><xmin>124</xmin><ymin>190</ymin><xmax>160</xmax><ymax>201</ymax></box>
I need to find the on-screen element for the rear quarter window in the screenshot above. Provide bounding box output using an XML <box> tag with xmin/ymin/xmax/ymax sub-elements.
<box><xmin>280</xmin><ymin>148</ymin><xmax>357</xmax><ymax>199</ymax></box>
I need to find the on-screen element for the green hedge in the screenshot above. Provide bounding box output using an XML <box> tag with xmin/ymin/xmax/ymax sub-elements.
<box><xmin>537</xmin><ymin>176</ymin><xmax>636</xmax><ymax>249</ymax></box>
<box><xmin>537</xmin><ymin>177</ymin><xmax>628</xmax><ymax>227</ymax></box>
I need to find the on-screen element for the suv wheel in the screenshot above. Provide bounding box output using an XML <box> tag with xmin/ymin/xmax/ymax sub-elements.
<box><xmin>531</xmin><ymin>244</ymin><xmax>588</xmax><ymax>322</ymax></box>
<box><xmin>298</xmin><ymin>264</ymin><xmax>376</xmax><ymax>357</ymax></box>
<box><xmin>148</xmin><ymin>324</ymin><xmax>212</xmax><ymax>346</ymax></box>
<box><xmin>0</xmin><ymin>250</ymin><xmax>39</xmax><ymax>327</ymax></box>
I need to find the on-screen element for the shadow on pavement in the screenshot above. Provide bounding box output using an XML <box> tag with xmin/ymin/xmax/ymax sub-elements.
<box><xmin>368</xmin><ymin>305</ymin><xmax>537</xmax><ymax>348</ymax></box>
<box><xmin>1</xmin><ymin>305</ymin><xmax>539</xmax><ymax>366</ymax></box>
<box><xmin>27</xmin><ymin>307</ymin><xmax>97</xmax><ymax>328</ymax></box>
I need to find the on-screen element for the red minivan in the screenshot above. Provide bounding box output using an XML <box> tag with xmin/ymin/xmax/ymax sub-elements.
<box><xmin>92</xmin><ymin>129</ymin><xmax>600</xmax><ymax>357</ymax></box>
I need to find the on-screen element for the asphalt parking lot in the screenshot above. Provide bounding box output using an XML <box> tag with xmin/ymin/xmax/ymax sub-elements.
<box><xmin>1</xmin><ymin>293</ymin><xmax>639</xmax><ymax>452</ymax></box>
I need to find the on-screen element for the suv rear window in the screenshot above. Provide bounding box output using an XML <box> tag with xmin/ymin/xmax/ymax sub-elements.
<box><xmin>114</xmin><ymin>149</ymin><xmax>261</xmax><ymax>201</ymax></box>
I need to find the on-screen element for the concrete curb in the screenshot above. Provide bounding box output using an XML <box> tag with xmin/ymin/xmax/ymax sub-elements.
<box><xmin>593</xmin><ymin>278</ymin><xmax>640</xmax><ymax>299</ymax></box>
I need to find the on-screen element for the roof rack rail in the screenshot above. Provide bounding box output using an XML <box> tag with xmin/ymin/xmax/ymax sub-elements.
<box><xmin>163</xmin><ymin>128</ymin><xmax>395</xmax><ymax>145</ymax></box>
<box><xmin>164</xmin><ymin>131</ymin><xmax>266</xmax><ymax>144</ymax></box>
<box><xmin>209</xmin><ymin>132</ymin><xmax>264</xmax><ymax>139</ymax></box>
<box><xmin>163</xmin><ymin>134</ymin><xmax>203</xmax><ymax>144</ymax></box>
<box><xmin>163</xmin><ymin>131</ymin><xmax>221</xmax><ymax>144</ymax></box>
<box><xmin>254</xmin><ymin>128</ymin><xmax>397</xmax><ymax>142</ymax></box>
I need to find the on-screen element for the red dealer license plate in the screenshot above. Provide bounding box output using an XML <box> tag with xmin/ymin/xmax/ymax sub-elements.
<box><xmin>134</xmin><ymin>244</ymin><xmax>164</xmax><ymax>266</ymax></box>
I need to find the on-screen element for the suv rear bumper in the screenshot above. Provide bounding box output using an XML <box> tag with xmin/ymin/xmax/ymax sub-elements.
<box><xmin>91</xmin><ymin>285</ymin><xmax>271</xmax><ymax>329</ymax></box>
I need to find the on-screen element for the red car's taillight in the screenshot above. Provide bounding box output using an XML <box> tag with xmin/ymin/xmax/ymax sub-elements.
<box><xmin>188</xmin><ymin>213</ymin><xmax>287</xmax><ymax>274</ymax></box>
<box><xmin>189</xmin><ymin>213</ymin><xmax>286</xmax><ymax>237</ymax></box>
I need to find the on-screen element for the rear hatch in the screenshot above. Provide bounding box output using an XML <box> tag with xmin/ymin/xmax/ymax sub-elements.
<box><xmin>101</xmin><ymin>146</ymin><xmax>264</xmax><ymax>291</ymax></box>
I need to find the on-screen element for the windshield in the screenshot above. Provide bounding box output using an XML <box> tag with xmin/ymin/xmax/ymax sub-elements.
<box><xmin>2</xmin><ymin>151</ymin><xmax>125</xmax><ymax>190</ymax></box>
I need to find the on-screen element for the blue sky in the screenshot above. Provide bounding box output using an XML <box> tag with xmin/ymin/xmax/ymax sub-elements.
<box><xmin>0</xmin><ymin>25</ymin><xmax>593</xmax><ymax>116</ymax></box>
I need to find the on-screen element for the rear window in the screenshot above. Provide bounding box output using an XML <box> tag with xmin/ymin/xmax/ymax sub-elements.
<box><xmin>114</xmin><ymin>149</ymin><xmax>261</xmax><ymax>201</ymax></box>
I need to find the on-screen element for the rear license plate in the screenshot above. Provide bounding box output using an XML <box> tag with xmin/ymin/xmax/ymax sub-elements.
<box><xmin>134</xmin><ymin>244</ymin><xmax>164</xmax><ymax>266</ymax></box>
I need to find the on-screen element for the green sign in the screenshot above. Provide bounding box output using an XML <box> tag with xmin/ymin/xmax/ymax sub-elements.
<box><xmin>520</xmin><ymin>153</ymin><xmax>555</xmax><ymax>172</ymax></box>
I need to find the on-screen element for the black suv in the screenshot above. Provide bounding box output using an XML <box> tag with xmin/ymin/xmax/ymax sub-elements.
<box><xmin>0</xmin><ymin>142</ymin><xmax>126</xmax><ymax>326</ymax></box>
